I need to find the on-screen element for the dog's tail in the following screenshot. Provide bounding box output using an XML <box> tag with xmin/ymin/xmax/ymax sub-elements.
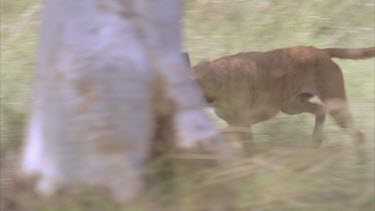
<box><xmin>322</xmin><ymin>47</ymin><xmax>375</xmax><ymax>60</ymax></box>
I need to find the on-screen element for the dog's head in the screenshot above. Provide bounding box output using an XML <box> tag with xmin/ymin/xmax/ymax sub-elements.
<box><xmin>182</xmin><ymin>52</ymin><xmax>191</xmax><ymax>67</ymax></box>
<box><xmin>181</xmin><ymin>52</ymin><xmax>216</xmax><ymax>103</ymax></box>
<box><xmin>192</xmin><ymin>60</ymin><xmax>217</xmax><ymax>103</ymax></box>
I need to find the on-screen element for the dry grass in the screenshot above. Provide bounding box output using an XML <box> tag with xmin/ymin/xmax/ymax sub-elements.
<box><xmin>1</xmin><ymin>0</ymin><xmax>374</xmax><ymax>210</ymax></box>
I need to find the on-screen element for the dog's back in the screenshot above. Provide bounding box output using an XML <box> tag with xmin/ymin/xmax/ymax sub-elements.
<box><xmin>193</xmin><ymin>46</ymin><xmax>375</xmax><ymax>95</ymax></box>
<box><xmin>190</xmin><ymin>45</ymin><xmax>374</xmax><ymax>156</ymax></box>
<box><xmin>191</xmin><ymin>45</ymin><xmax>374</xmax><ymax>130</ymax></box>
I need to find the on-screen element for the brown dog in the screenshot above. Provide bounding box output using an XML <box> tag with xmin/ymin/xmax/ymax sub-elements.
<box><xmin>189</xmin><ymin>46</ymin><xmax>375</xmax><ymax>154</ymax></box>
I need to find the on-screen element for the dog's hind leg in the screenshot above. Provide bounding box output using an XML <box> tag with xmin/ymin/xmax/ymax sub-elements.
<box><xmin>317</xmin><ymin>60</ymin><xmax>366</xmax><ymax>161</ymax></box>
<box><xmin>324</xmin><ymin>98</ymin><xmax>365</xmax><ymax>145</ymax></box>
<box><xmin>281</xmin><ymin>93</ymin><xmax>327</xmax><ymax>147</ymax></box>
<box><xmin>324</xmin><ymin>98</ymin><xmax>366</xmax><ymax>162</ymax></box>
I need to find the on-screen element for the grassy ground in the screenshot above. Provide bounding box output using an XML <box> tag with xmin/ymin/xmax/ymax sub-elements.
<box><xmin>1</xmin><ymin>0</ymin><xmax>374</xmax><ymax>210</ymax></box>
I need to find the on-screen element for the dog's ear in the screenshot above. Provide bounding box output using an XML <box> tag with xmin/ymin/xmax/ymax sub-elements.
<box><xmin>196</xmin><ymin>60</ymin><xmax>210</xmax><ymax>69</ymax></box>
<box><xmin>198</xmin><ymin>59</ymin><xmax>209</xmax><ymax>65</ymax></box>
<box><xmin>182</xmin><ymin>52</ymin><xmax>191</xmax><ymax>67</ymax></box>
<box><xmin>192</xmin><ymin>60</ymin><xmax>211</xmax><ymax>77</ymax></box>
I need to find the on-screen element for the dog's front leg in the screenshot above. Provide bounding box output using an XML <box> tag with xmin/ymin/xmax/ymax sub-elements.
<box><xmin>222</xmin><ymin>125</ymin><xmax>254</xmax><ymax>156</ymax></box>
<box><xmin>311</xmin><ymin>104</ymin><xmax>327</xmax><ymax>148</ymax></box>
<box><xmin>242</xmin><ymin>129</ymin><xmax>255</xmax><ymax>156</ymax></box>
<box><xmin>281</xmin><ymin>93</ymin><xmax>327</xmax><ymax>147</ymax></box>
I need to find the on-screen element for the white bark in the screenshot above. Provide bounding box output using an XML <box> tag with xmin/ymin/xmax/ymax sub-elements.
<box><xmin>21</xmin><ymin>0</ymin><xmax>227</xmax><ymax>203</ymax></box>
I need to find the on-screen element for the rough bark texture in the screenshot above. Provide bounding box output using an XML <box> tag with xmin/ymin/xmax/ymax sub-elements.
<box><xmin>21</xmin><ymin>0</ymin><xmax>226</xmax><ymax>203</ymax></box>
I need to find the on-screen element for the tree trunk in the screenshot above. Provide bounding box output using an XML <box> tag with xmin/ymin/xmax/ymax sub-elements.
<box><xmin>21</xmin><ymin>0</ymin><xmax>228</xmax><ymax>203</ymax></box>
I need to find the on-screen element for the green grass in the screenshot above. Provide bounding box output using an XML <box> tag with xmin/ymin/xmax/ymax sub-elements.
<box><xmin>1</xmin><ymin>0</ymin><xmax>374</xmax><ymax>210</ymax></box>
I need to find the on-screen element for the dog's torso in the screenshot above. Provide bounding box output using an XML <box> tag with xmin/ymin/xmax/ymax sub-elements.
<box><xmin>191</xmin><ymin>45</ymin><xmax>374</xmax><ymax>154</ymax></box>
<box><xmin>194</xmin><ymin>46</ymin><xmax>328</xmax><ymax>125</ymax></box>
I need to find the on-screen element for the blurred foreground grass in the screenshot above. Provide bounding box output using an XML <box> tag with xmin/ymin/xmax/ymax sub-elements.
<box><xmin>1</xmin><ymin>0</ymin><xmax>374</xmax><ymax>210</ymax></box>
